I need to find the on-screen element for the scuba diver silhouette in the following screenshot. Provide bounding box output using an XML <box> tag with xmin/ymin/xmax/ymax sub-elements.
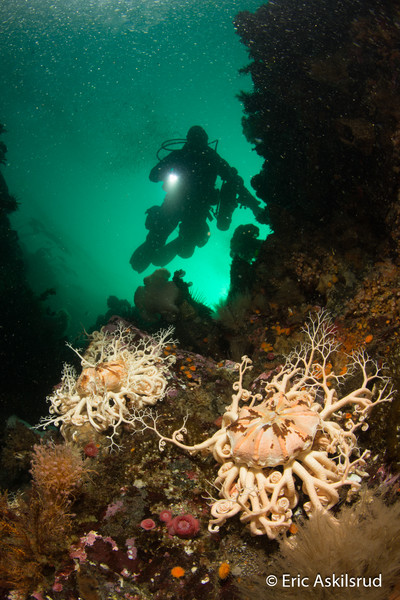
<box><xmin>130</xmin><ymin>125</ymin><xmax>262</xmax><ymax>273</ymax></box>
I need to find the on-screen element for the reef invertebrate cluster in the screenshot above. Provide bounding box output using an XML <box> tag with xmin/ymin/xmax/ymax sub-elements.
<box><xmin>137</xmin><ymin>311</ymin><xmax>393</xmax><ymax>538</ymax></box>
<box><xmin>41</xmin><ymin>323</ymin><xmax>175</xmax><ymax>447</ymax></box>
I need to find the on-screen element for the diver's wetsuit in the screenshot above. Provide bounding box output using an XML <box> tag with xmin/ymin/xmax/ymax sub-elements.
<box><xmin>130</xmin><ymin>127</ymin><xmax>260</xmax><ymax>273</ymax></box>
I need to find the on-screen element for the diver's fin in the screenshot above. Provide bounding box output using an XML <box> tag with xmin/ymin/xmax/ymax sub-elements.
<box><xmin>152</xmin><ymin>238</ymin><xmax>181</xmax><ymax>266</ymax></box>
<box><xmin>130</xmin><ymin>242</ymin><xmax>154</xmax><ymax>273</ymax></box>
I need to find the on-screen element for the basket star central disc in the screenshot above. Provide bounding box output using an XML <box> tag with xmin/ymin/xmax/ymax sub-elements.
<box><xmin>227</xmin><ymin>393</ymin><xmax>320</xmax><ymax>468</ymax></box>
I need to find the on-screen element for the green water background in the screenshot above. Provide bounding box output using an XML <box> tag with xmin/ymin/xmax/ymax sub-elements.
<box><xmin>0</xmin><ymin>0</ymin><xmax>268</xmax><ymax>336</ymax></box>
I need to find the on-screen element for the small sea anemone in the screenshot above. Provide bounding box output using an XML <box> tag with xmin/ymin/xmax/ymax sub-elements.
<box><xmin>83</xmin><ymin>441</ymin><xmax>99</xmax><ymax>457</ymax></box>
<box><xmin>159</xmin><ymin>509</ymin><xmax>173</xmax><ymax>523</ymax></box>
<box><xmin>167</xmin><ymin>514</ymin><xmax>200</xmax><ymax>538</ymax></box>
<box><xmin>140</xmin><ymin>518</ymin><xmax>156</xmax><ymax>531</ymax></box>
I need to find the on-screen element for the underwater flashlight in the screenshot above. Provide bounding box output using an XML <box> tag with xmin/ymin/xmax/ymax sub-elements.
<box><xmin>167</xmin><ymin>172</ymin><xmax>179</xmax><ymax>186</ymax></box>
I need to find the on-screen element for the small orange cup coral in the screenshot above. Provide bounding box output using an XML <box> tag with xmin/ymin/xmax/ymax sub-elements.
<box><xmin>218</xmin><ymin>562</ymin><xmax>230</xmax><ymax>580</ymax></box>
<box><xmin>171</xmin><ymin>566</ymin><xmax>185</xmax><ymax>578</ymax></box>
